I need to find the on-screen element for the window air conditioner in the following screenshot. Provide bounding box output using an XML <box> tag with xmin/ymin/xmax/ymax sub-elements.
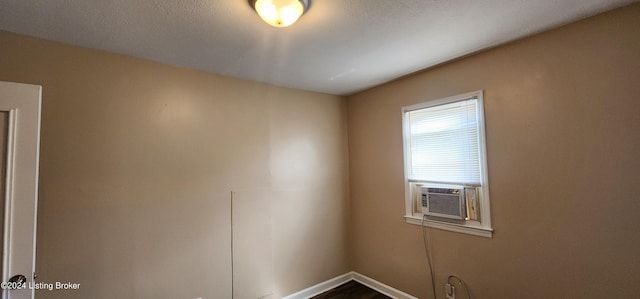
<box><xmin>420</xmin><ymin>186</ymin><xmax>466</xmax><ymax>220</ymax></box>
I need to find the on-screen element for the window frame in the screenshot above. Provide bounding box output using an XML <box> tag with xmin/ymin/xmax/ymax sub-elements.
<box><xmin>402</xmin><ymin>90</ymin><xmax>493</xmax><ymax>238</ymax></box>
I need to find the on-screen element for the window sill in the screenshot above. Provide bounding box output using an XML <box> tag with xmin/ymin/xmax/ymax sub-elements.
<box><xmin>404</xmin><ymin>215</ymin><xmax>493</xmax><ymax>238</ymax></box>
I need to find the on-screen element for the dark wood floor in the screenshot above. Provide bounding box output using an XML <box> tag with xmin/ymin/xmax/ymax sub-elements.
<box><xmin>311</xmin><ymin>281</ymin><xmax>391</xmax><ymax>299</ymax></box>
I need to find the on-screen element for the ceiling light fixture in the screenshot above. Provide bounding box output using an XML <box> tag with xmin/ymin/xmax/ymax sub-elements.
<box><xmin>249</xmin><ymin>0</ymin><xmax>310</xmax><ymax>28</ymax></box>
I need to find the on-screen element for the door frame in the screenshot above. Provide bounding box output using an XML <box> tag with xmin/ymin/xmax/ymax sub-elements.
<box><xmin>0</xmin><ymin>81</ymin><xmax>41</xmax><ymax>299</ymax></box>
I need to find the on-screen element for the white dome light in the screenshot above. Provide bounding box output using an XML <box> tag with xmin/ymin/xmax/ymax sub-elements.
<box><xmin>250</xmin><ymin>0</ymin><xmax>310</xmax><ymax>28</ymax></box>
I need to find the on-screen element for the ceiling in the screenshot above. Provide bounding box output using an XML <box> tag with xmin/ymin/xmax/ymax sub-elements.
<box><xmin>0</xmin><ymin>0</ymin><xmax>635</xmax><ymax>95</ymax></box>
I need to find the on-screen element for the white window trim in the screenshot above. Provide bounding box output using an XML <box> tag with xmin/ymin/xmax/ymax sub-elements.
<box><xmin>402</xmin><ymin>90</ymin><xmax>493</xmax><ymax>238</ymax></box>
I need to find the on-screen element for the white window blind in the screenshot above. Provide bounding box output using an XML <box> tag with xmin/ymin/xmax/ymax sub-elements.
<box><xmin>406</xmin><ymin>98</ymin><xmax>481</xmax><ymax>185</ymax></box>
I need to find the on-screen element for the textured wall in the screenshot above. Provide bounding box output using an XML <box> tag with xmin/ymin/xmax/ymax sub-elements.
<box><xmin>0</xmin><ymin>31</ymin><xmax>349</xmax><ymax>299</ymax></box>
<box><xmin>347</xmin><ymin>4</ymin><xmax>640</xmax><ymax>299</ymax></box>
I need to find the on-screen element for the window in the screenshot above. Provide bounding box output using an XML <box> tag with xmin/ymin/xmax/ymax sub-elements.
<box><xmin>402</xmin><ymin>91</ymin><xmax>492</xmax><ymax>237</ymax></box>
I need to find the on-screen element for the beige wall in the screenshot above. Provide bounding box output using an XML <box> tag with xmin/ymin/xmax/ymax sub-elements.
<box><xmin>347</xmin><ymin>3</ymin><xmax>640</xmax><ymax>299</ymax></box>
<box><xmin>0</xmin><ymin>31</ymin><xmax>349</xmax><ymax>298</ymax></box>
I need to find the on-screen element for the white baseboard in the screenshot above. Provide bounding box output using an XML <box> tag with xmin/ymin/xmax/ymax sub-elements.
<box><xmin>281</xmin><ymin>272</ymin><xmax>352</xmax><ymax>299</ymax></box>
<box><xmin>281</xmin><ymin>271</ymin><xmax>418</xmax><ymax>299</ymax></box>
